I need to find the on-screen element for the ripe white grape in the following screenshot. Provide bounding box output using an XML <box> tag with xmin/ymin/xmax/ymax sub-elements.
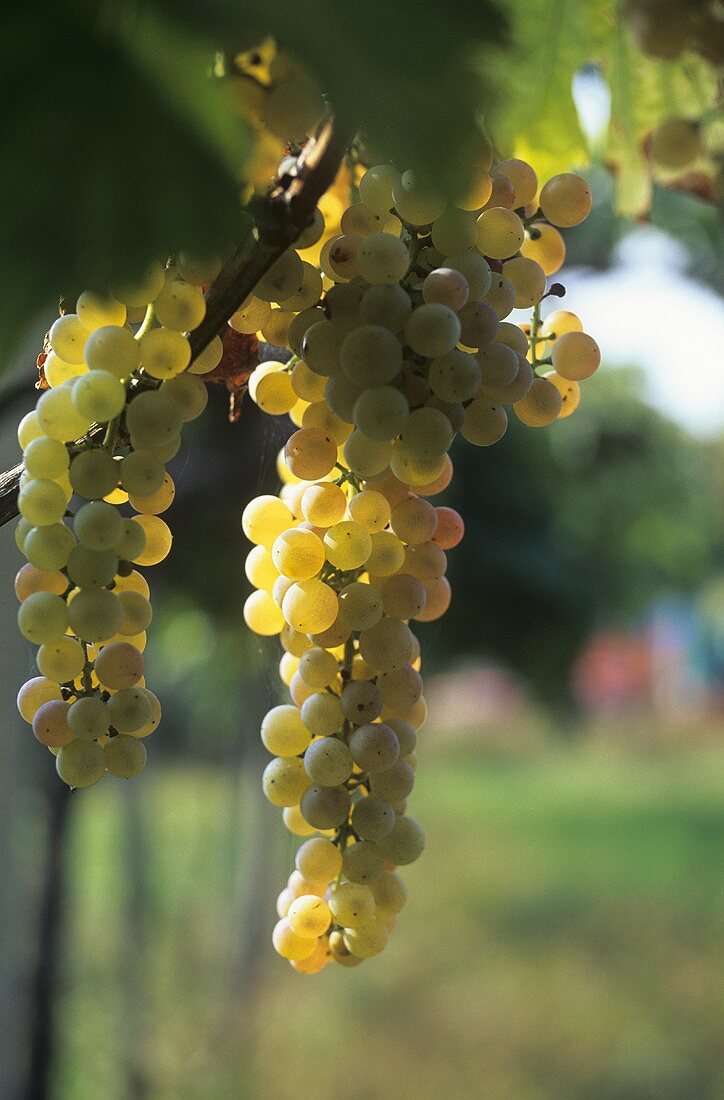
<box><xmin>404</xmin><ymin>304</ymin><xmax>461</xmax><ymax>358</ymax></box>
<box><xmin>356</xmin><ymin>233</ymin><xmax>409</xmax><ymax>285</ymax></box>
<box><xmin>353</xmin><ymin>386</ymin><xmax>409</xmax><ymax>442</ymax></box>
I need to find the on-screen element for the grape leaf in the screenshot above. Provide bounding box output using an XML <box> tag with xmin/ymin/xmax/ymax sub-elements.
<box><xmin>0</xmin><ymin>7</ymin><xmax>249</xmax><ymax>355</ymax></box>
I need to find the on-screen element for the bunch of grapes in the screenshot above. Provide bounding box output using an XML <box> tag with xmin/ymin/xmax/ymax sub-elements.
<box><xmin>14</xmin><ymin>259</ymin><xmax>221</xmax><ymax>787</ymax></box>
<box><xmin>240</xmin><ymin>155</ymin><xmax>600</xmax><ymax>971</ymax></box>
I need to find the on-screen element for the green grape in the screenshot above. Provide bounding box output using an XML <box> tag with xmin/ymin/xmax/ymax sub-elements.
<box><xmin>67</xmin><ymin>545</ymin><xmax>118</xmax><ymax>589</ymax></box>
<box><xmin>256</xmin><ymin>249</ymin><xmax>305</xmax><ymax>302</ymax></box>
<box><xmin>33</xmin><ymin>701</ymin><xmax>74</xmax><ymax>748</ymax></box>
<box><xmin>348</xmin><ymin>722</ymin><xmax>400</xmax><ymax>772</ymax></box>
<box><xmin>300</xmin><ymin>784</ymin><xmax>351</xmax><ymax>829</ymax></box>
<box><xmin>18</xmin><ymin>592</ymin><xmax>69</xmax><ymax>644</ymax></box>
<box><xmin>356</xmin><ymin>232</ymin><xmax>409</xmax><ymax>285</ymax></box>
<box><xmin>392</xmin><ymin>170</ymin><xmax>445</xmax><ymax>225</ymax></box>
<box><xmin>343</xmin><ymin>840</ymin><xmax>385</xmax><ymax>885</ymax></box>
<box><xmin>49</xmin><ymin>314</ymin><xmax>90</xmax><ymax>364</ymax></box>
<box><xmin>327</xmin><ymin>881</ymin><xmax>375</xmax><ymax>927</ymax></box>
<box><xmin>341</xmin><ymin>679</ymin><xmax>382</xmax><ymax>724</ymax></box>
<box><xmin>325</xmin><ymin>283</ymin><xmax>365</xmax><ymax>333</ymax></box>
<box><xmin>119</xmin><ymin>451</ymin><xmax>166</xmax><ymax>496</ymax></box>
<box><xmin>36</xmin><ymin>386</ymin><xmax>92</xmax><ymax>442</ymax></box>
<box><xmin>56</xmin><ymin>739</ymin><xmax>106</xmax><ymax>788</ymax></box>
<box><xmin>483</xmin><ymin>275</ymin><xmax>516</xmax><ymax>319</ymax></box>
<box><xmin>36</xmin><ymin>637</ymin><xmax>85</xmax><ymax>682</ymax></box>
<box><xmin>404</xmin><ymin>304</ymin><xmax>461</xmax><ymax>358</ymax></box>
<box><xmin>380</xmin><ymin>573</ymin><xmax>427</xmax><ymax>619</ymax></box>
<box><xmin>261</xmin><ymin>704</ymin><xmax>311</xmax><ymax>756</ymax></box>
<box><xmin>369</xmin><ymin>759</ymin><xmax>415</xmax><ymax>801</ymax></box>
<box><xmin>288</xmin><ymin>307</ymin><xmax>325</xmax><ymax>356</ymax></box>
<box><xmin>68</xmin><ymin>696</ymin><xmax>110</xmax><ymax>740</ymax></box>
<box><xmin>323</xmin><ymin>520</ymin><xmax>372</xmax><ymax>571</ymax></box>
<box><xmin>300</xmin><ymin>483</ymin><xmax>347</xmax><ymax>527</ymax></box>
<box><xmin>300</xmin><ymin>692</ymin><xmax>344</xmax><ymax>737</ymax></box>
<box><xmin>72</xmin><ymin>370</ymin><xmax>126</xmax><ymax>421</ymax></box>
<box><xmin>461</xmin><ymin>397</ymin><xmax>508</xmax><ymax>446</ymax></box>
<box><xmin>242</xmin><ymin>495</ymin><xmax>294</xmax><ymax>549</ymax></box>
<box><xmin>502</xmin><ymin>256</ymin><xmax>547</xmax><ymax>309</ymax></box>
<box><xmin>161</xmin><ymin>373</ymin><xmax>209</xmax><ymax>421</ymax></box>
<box><xmin>337</xmin><ymin>581</ymin><xmax>384</xmax><ymax>631</ymax></box>
<box><xmin>295</xmin><ymin>837</ymin><xmax>343</xmax><ymax>884</ymax></box>
<box><xmin>353</xmin><ymin>386</ymin><xmax>409</xmax><ymax>442</ymax></box>
<box><xmin>358</xmin><ymin>165</ymin><xmax>401</xmax><ymax>216</ymax></box>
<box><xmin>76</xmin><ymin>291</ymin><xmax>127</xmax><ymax>332</ymax></box>
<box><xmin>458</xmin><ymin>302</ymin><xmax>499</xmax><ymax>349</ymax></box>
<box><xmin>287</xmin><ymin>895</ymin><xmax>332</xmax><ymax>940</ymax></box>
<box><xmin>324</xmin><ymin>373</ymin><xmax>364</xmax><ymax>422</ymax></box>
<box><xmin>340</xmin><ymin>202</ymin><xmax>399</xmax><ymax>239</ymax></box>
<box><xmin>366</xmin><ymin>531</ymin><xmax>406</xmax><ymax>577</ymax></box>
<box><xmin>262</xmin><ymin>756</ymin><xmax>309</xmax><ymax>807</ymax></box>
<box><xmin>359</xmin><ymin>283</ymin><xmax>412</xmax><ymax>331</ymax></box>
<box><xmin>23</xmin><ymin>523</ymin><xmax>76</xmax><ymax>570</ymax></box>
<box><xmin>341</xmin><ymin>324</ymin><xmax>403</xmax><ymax>387</ymax></box>
<box><xmin>298</xmin><ymin>647</ymin><xmax>338</xmax><ymax>690</ymax></box>
<box><xmin>348</xmin><ymin>490</ymin><xmax>391</xmax><ymax>534</ymax></box>
<box><xmin>154</xmin><ymin>279</ymin><xmax>206</xmax><ymax>331</ymax></box>
<box><xmin>284</xmin><ymin>428</ymin><xmax>337</xmax><ymax>480</ymax></box>
<box><xmin>177</xmin><ymin>252</ymin><xmax>222</xmax><ymax>285</ymax></box>
<box><xmin>322</xmin><ymin>233</ymin><xmax>362</xmax><ymax>281</ymax></box>
<box><xmin>550</xmin><ymin>331</ymin><xmax>601</xmax><ymax>381</ymax></box>
<box><xmin>19</xmin><ymin>479</ymin><xmax>68</xmax><ymax>526</ymax></box>
<box><xmin>539</xmin><ymin>173</ymin><xmax>592</xmax><ymax>228</ymax></box>
<box><xmin>291</xmin><ymin>360</ymin><xmax>326</xmax><ymax>403</ymax></box>
<box><xmin>69</xmin><ymin>449</ymin><xmax>119</xmax><ymax>499</ymax></box>
<box><xmin>18</xmin><ymin>411</ymin><xmax>44</xmax><ymax>449</ymax></box>
<box><xmin>400</xmin><ymin>408</ymin><xmax>454</xmax><ymax>461</ymax></box>
<box><xmin>495</xmin><ymin>157</ymin><xmax>538</xmax><ymax>206</ymax></box>
<box><xmin>284</xmin><ymin>262</ymin><xmax>324</xmax><ymax>312</ymax></box>
<box><xmin>23</xmin><ymin>437</ymin><xmax>70</xmax><ymax>480</ymax></box>
<box><xmin>302</xmin><ymin>401</ymin><xmax>351</xmax><ymax>445</ymax></box>
<box><xmin>303</xmin><ymin>736</ymin><xmax>353</xmax><ymax>785</ymax></box>
<box><xmin>106</xmin><ymin>686</ymin><xmax>152</xmax><ymax>733</ymax></box>
<box><xmin>422</xmin><ymin>267</ymin><xmax>470</xmax><ymax>311</ymax></box>
<box><xmin>390</xmin><ymin>497</ymin><xmax>437</xmax><ymax>544</ymax></box>
<box><xmin>359</xmin><ymin>617</ymin><xmax>414</xmax><ymax>672</ymax></box>
<box><xmin>370</xmin><ymin>869</ymin><xmax>407</xmax><ymax>914</ymax></box>
<box><xmin>476</xmin><ymin>342</ymin><xmax>519</xmax><ymax>388</ymax></box>
<box><xmin>139</xmin><ymin>328</ymin><xmax>191</xmax><ymax>379</ymax></box>
<box><xmin>377</xmin><ymin>814</ymin><xmax>425</xmax><ymax>864</ymax></box>
<box><xmin>68</xmin><ymin>588</ymin><xmax>123</xmax><ymax>642</ymax></box>
<box><xmin>243</xmin><ymin>589</ymin><xmax>285</xmax><ymax>635</ymax></box>
<box><xmin>351</xmin><ymin>796</ymin><xmax>396</xmax><ymax>841</ymax></box>
<box><xmin>187</xmin><ymin>335</ymin><xmax>223</xmax><ymax>376</ymax></box>
<box><xmin>513</xmin><ymin>377</ymin><xmax>563</xmax><ymax>427</ymax></box>
<box><xmin>495</xmin><ymin>321</ymin><xmax>529</xmax><ymax>356</ymax></box>
<box><xmin>74</xmin><ymin>501</ymin><xmax>124</xmax><ymax>550</ymax></box>
<box><xmin>104</xmin><ymin>734</ymin><xmax>148</xmax><ymax>777</ymax></box>
<box><xmin>403</xmin><ymin>541</ymin><xmax>447</xmax><ymax>580</ymax></box>
<box><xmin>272</xmin><ymin>528</ymin><xmax>325</xmax><ymax>581</ymax></box>
<box><xmin>430</xmin><ymin>208</ymin><xmax>476</xmax><ymax>255</ymax></box>
<box><xmin>14</xmin><ymin>563</ymin><xmax>68</xmax><ymax>601</ymax></box>
<box><xmin>129</xmin><ymin>472</ymin><xmax>175</xmax><ymax>516</ymax></box>
<box><xmin>17</xmin><ymin>677</ymin><xmax>63</xmax><ymax>723</ymax></box>
<box><xmin>446</xmin><ymin>252</ymin><xmax>492</xmax><ymax>299</ymax></box>
<box><xmin>343</xmin><ymin>431</ymin><xmax>393</xmax><ymax>480</ymax></box>
<box><xmin>299</xmin><ymin>321</ymin><xmax>343</xmax><ymax>378</ymax></box>
<box><xmin>117</xmin><ymin>591</ymin><xmax>153</xmax><ymax>635</ymax></box>
<box><xmin>111</xmin><ymin>261</ymin><xmax>165</xmax><ymax>306</ymax></box>
<box><xmin>85</xmin><ymin>326</ymin><xmax>141</xmax><ymax>378</ymax></box>
<box><xmin>93</xmin><ymin>641</ymin><xmax>144</xmax><ymax>689</ymax></box>
<box><xmin>475</xmin><ymin>207</ymin><xmax>525</xmax><ymax>259</ymax></box>
<box><xmin>116</xmin><ymin>517</ymin><xmax>147</xmax><ymax>562</ymax></box>
<box><xmin>282</xmin><ymin>578</ymin><xmax>339</xmax><ymax>635</ymax></box>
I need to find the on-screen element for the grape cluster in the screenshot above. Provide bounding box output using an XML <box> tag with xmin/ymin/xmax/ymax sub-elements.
<box><xmin>240</xmin><ymin>155</ymin><xmax>599</xmax><ymax>970</ymax></box>
<box><xmin>14</xmin><ymin>259</ymin><xmax>220</xmax><ymax>787</ymax></box>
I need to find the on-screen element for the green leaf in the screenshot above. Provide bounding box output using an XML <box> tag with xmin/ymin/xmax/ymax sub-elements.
<box><xmin>152</xmin><ymin>0</ymin><xmax>509</xmax><ymax>191</ymax></box>
<box><xmin>488</xmin><ymin>0</ymin><xmax>611</xmax><ymax>180</ymax></box>
<box><xmin>0</xmin><ymin>7</ymin><xmax>249</xmax><ymax>355</ymax></box>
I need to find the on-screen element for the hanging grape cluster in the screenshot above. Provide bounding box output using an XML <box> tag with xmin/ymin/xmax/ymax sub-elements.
<box><xmin>240</xmin><ymin>154</ymin><xmax>600</xmax><ymax>971</ymax></box>
<box><xmin>14</xmin><ymin>260</ymin><xmax>222</xmax><ymax>786</ymax></box>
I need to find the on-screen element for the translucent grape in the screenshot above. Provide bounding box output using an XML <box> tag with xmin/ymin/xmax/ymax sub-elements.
<box><xmin>404</xmin><ymin>304</ymin><xmax>461</xmax><ymax>358</ymax></box>
<box><xmin>18</xmin><ymin>592</ymin><xmax>69</xmax><ymax>644</ymax></box>
<box><xmin>56</xmin><ymin>739</ymin><xmax>106</xmax><ymax>788</ymax></box>
<box><xmin>539</xmin><ymin>173</ymin><xmax>592</xmax><ymax>227</ymax></box>
<box><xmin>85</xmin><ymin>326</ymin><xmax>141</xmax><ymax>379</ymax></box>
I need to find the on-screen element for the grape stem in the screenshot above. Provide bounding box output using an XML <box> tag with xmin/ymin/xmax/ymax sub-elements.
<box><xmin>0</xmin><ymin>116</ymin><xmax>353</xmax><ymax>529</ymax></box>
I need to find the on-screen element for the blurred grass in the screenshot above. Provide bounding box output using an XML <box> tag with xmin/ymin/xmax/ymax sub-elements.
<box><xmin>53</xmin><ymin>740</ymin><xmax>724</xmax><ymax>1100</ymax></box>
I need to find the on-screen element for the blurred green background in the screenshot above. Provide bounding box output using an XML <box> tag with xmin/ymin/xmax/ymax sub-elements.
<box><xmin>0</xmin><ymin>172</ymin><xmax>723</xmax><ymax>1100</ymax></box>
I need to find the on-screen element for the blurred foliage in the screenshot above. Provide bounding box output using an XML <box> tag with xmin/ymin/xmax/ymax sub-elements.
<box><xmin>1</xmin><ymin>0</ymin><xmax>719</xmax><ymax>351</ymax></box>
<box><xmin>45</xmin><ymin>745</ymin><xmax>724</xmax><ymax>1099</ymax></box>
